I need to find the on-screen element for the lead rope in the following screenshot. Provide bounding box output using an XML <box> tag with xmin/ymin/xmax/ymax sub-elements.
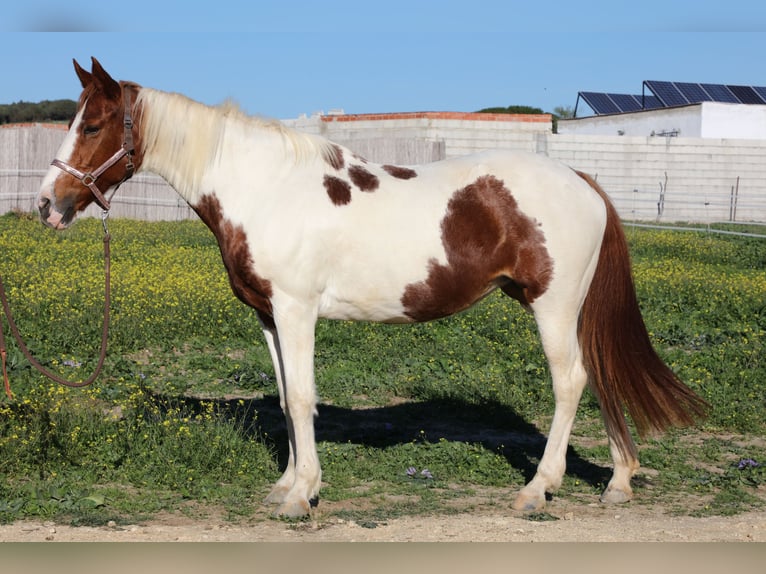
<box><xmin>0</xmin><ymin>212</ymin><xmax>112</xmax><ymax>400</ymax></box>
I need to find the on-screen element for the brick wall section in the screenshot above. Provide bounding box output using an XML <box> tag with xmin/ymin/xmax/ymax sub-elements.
<box><xmin>319</xmin><ymin>111</ymin><xmax>552</xmax><ymax>123</ymax></box>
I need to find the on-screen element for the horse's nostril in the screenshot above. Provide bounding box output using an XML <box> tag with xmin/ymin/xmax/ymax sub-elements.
<box><xmin>38</xmin><ymin>194</ymin><xmax>52</xmax><ymax>222</ymax></box>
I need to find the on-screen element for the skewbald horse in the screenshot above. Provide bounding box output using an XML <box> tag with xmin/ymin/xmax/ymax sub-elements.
<box><xmin>38</xmin><ymin>58</ymin><xmax>706</xmax><ymax>517</ymax></box>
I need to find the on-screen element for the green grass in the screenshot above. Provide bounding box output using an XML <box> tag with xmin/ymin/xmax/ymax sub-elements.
<box><xmin>0</xmin><ymin>212</ymin><xmax>764</xmax><ymax>525</ymax></box>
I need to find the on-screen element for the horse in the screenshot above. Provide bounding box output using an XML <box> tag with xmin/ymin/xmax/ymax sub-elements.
<box><xmin>37</xmin><ymin>58</ymin><xmax>706</xmax><ymax>518</ymax></box>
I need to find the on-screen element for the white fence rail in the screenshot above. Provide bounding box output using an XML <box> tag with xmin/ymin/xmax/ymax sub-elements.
<box><xmin>0</xmin><ymin>126</ymin><xmax>445</xmax><ymax>221</ymax></box>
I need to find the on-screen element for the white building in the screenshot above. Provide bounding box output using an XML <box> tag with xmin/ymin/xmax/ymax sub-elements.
<box><xmin>559</xmin><ymin>102</ymin><xmax>766</xmax><ymax>140</ymax></box>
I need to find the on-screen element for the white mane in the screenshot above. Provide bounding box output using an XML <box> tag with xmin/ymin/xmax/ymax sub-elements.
<box><xmin>134</xmin><ymin>88</ymin><xmax>336</xmax><ymax>200</ymax></box>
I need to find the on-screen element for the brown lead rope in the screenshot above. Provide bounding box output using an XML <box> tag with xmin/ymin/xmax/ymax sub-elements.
<box><xmin>1</xmin><ymin>85</ymin><xmax>133</xmax><ymax>400</ymax></box>
<box><xmin>0</xmin><ymin>229</ymin><xmax>111</xmax><ymax>400</ymax></box>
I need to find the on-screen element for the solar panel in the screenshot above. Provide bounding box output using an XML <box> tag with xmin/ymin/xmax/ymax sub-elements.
<box><xmin>578</xmin><ymin>92</ymin><xmax>621</xmax><ymax>115</ymax></box>
<box><xmin>577</xmin><ymin>91</ymin><xmax>671</xmax><ymax>115</ymax></box>
<box><xmin>641</xmin><ymin>95</ymin><xmax>664</xmax><ymax>109</ymax></box>
<box><xmin>577</xmin><ymin>81</ymin><xmax>766</xmax><ymax>117</ymax></box>
<box><xmin>644</xmin><ymin>81</ymin><xmax>689</xmax><ymax>107</ymax></box>
<box><xmin>675</xmin><ymin>82</ymin><xmax>713</xmax><ymax>103</ymax></box>
<box><xmin>753</xmin><ymin>86</ymin><xmax>766</xmax><ymax>103</ymax></box>
<box><xmin>727</xmin><ymin>85</ymin><xmax>766</xmax><ymax>104</ymax></box>
<box><xmin>607</xmin><ymin>93</ymin><xmax>642</xmax><ymax>112</ymax></box>
<box><xmin>700</xmin><ymin>83</ymin><xmax>738</xmax><ymax>103</ymax></box>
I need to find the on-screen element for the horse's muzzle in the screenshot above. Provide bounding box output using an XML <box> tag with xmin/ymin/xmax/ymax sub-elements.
<box><xmin>37</xmin><ymin>190</ymin><xmax>67</xmax><ymax>230</ymax></box>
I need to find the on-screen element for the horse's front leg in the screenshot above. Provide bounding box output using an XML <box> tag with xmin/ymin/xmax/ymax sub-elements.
<box><xmin>267</xmin><ymin>300</ymin><xmax>322</xmax><ymax>518</ymax></box>
<box><xmin>258</xmin><ymin>317</ymin><xmax>296</xmax><ymax>506</ymax></box>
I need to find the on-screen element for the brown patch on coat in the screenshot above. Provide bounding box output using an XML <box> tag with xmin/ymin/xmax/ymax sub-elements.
<box><xmin>401</xmin><ymin>175</ymin><xmax>553</xmax><ymax>322</ymax></box>
<box><xmin>324</xmin><ymin>175</ymin><xmax>352</xmax><ymax>206</ymax></box>
<box><xmin>325</xmin><ymin>144</ymin><xmax>345</xmax><ymax>170</ymax></box>
<box><xmin>382</xmin><ymin>165</ymin><xmax>417</xmax><ymax>180</ymax></box>
<box><xmin>348</xmin><ymin>164</ymin><xmax>379</xmax><ymax>191</ymax></box>
<box><xmin>193</xmin><ymin>193</ymin><xmax>274</xmax><ymax>318</ymax></box>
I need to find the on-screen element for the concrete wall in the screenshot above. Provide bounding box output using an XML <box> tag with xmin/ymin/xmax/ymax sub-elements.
<box><xmin>285</xmin><ymin>111</ymin><xmax>553</xmax><ymax>159</ymax></box>
<box><xmin>3</xmin><ymin>115</ymin><xmax>766</xmax><ymax>223</ymax></box>
<box><xmin>545</xmin><ymin>134</ymin><xmax>766</xmax><ymax>222</ymax></box>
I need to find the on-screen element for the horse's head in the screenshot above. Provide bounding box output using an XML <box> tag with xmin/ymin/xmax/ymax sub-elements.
<box><xmin>38</xmin><ymin>58</ymin><xmax>141</xmax><ymax>229</ymax></box>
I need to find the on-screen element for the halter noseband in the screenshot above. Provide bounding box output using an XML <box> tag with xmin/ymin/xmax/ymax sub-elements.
<box><xmin>50</xmin><ymin>85</ymin><xmax>136</xmax><ymax>211</ymax></box>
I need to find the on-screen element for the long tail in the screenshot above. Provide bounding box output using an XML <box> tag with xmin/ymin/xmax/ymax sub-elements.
<box><xmin>575</xmin><ymin>171</ymin><xmax>708</xmax><ymax>460</ymax></box>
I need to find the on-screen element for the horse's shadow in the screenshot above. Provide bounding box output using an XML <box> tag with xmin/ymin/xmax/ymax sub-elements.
<box><xmin>151</xmin><ymin>389</ymin><xmax>611</xmax><ymax>490</ymax></box>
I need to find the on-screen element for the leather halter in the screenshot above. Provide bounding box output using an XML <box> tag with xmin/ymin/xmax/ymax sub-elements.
<box><xmin>50</xmin><ymin>85</ymin><xmax>136</xmax><ymax>211</ymax></box>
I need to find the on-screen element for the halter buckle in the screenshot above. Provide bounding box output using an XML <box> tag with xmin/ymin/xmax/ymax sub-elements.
<box><xmin>101</xmin><ymin>209</ymin><xmax>110</xmax><ymax>235</ymax></box>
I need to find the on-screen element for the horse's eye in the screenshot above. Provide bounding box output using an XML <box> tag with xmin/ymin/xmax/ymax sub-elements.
<box><xmin>83</xmin><ymin>125</ymin><xmax>100</xmax><ymax>136</ymax></box>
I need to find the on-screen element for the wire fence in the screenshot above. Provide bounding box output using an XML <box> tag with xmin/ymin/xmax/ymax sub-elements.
<box><xmin>604</xmin><ymin>180</ymin><xmax>766</xmax><ymax>225</ymax></box>
<box><xmin>623</xmin><ymin>221</ymin><xmax>766</xmax><ymax>239</ymax></box>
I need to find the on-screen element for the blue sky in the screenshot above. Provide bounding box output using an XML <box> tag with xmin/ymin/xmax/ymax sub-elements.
<box><xmin>2</xmin><ymin>2</ymin><xmax>765</xmax><ymax>119</ymax></box>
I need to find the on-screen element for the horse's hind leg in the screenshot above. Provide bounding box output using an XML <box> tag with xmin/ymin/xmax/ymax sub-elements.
<box><xmin>511</xmin><ymin>308</ymin><xmax>588</xmax><ymax>511</ymax></box>
<box><xmin>600</xmin><ymin>419</ymin><xmax>640</xmax><ymax>504</ymax></box>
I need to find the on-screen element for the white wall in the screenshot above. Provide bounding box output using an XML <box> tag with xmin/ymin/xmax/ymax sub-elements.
<box><xmin>560</xmin><ymin>102</ymin><xmax>766</xmax><ymax>140</ymax></box>
<box><xmin>700</xmin><ymin>102</ymin><xmax>766</xmax><ymax>139</ymax></box>
<box><xmin>560</xmin><ymin>106</ymin><xmax>701</xmax><ymax>138</ymax></box>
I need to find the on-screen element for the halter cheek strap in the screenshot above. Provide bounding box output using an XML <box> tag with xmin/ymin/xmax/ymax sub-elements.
<box><xmin>51</xmin><ymin>147</ymin><xmax>129</xmax><ymax>210</ymax></box>
<box><xmin>51</xmin><ymin>85</ymin><xmax>136</xmax><ymax>212</ymax></box>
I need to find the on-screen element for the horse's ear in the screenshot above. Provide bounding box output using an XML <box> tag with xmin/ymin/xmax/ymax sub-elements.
<box><xmin>73</xmin><ymin>59</ymin><xmax>92</xmax><ymax>88</ymax></box>
<box><xmin>90</xmin><ymin>57</ymin><xmax>121</xmax><ymax>100</ymax></box>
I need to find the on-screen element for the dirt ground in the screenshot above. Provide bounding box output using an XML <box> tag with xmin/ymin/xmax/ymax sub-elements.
<box><xmin>2</xmin><ymin>498</ymin><xmax>764</xmax><ymax>542</ymax></box>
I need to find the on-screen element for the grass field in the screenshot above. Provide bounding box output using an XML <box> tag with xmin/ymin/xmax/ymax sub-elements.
<box><xmin>0</xmin><ymin>211</ymin><xmax>764</xmax><ymax>525</ymax></box>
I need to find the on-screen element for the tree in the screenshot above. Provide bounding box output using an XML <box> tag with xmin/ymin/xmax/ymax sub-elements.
<box><xmin>475</xmin><ymin>104</ymin><xmax>571</xmax><ymax>132</ymax></box>
<box><xmin>476</xmin><ymin>105</ymin><xmax>546</xmax><ymax>115</ymax></box>
<box><xmin>0</xmin><ymin>99</ymin><xmax>76</xmax><ymax>124</ymax></box>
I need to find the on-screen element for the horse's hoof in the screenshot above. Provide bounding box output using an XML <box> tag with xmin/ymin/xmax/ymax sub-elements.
<box><xmin>511</xmin><ymin>491</ymin><xmax>546</xmax><ymax>512</ymax></box>
<box><xmin>600</xmin><ymin>486</ymin><xmax>633</xmax><ymax>504</ymax></box>
<box><xmin>274</xmin><ymin>498</ymin><xmax>311</xmax><ymax>518</ymax></box>
<box><xmin>264</xmin><ymin>486</ymin><xmax>289</xmax><ymax>505</ymax></box>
